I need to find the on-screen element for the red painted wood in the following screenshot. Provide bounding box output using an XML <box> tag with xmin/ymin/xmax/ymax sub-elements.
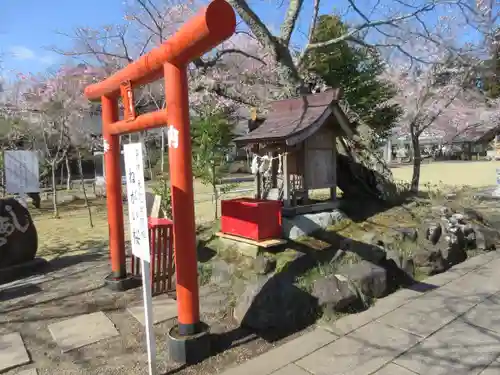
<box><xmin>221</xmin><ymin>198</ymin><xmax>282</xmax><ymax>241</ymax></box>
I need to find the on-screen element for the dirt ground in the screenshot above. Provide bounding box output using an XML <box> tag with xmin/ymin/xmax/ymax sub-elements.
<box><xmin>4</xmin><ymin>161</ymin><xmax>500</xmax><ymax>374</ymax></box>
<box><xmin>391</xmin><ymin>160</ymin><xmax>500</xmax><ymax>188</ymax></box>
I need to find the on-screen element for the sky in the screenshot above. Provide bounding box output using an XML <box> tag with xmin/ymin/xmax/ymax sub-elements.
<box><xmin>0</xmin><ymin>0</ymin><xmax>127</xmax><ymax>77</ymax></box>
<box><xmin>0</xmin><ymin>0</ymin><xmax>485</xmax><ymax>82</ymax></box>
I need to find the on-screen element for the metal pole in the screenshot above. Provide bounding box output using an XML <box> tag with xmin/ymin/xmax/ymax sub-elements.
<box><xmin>101</xmin><ymin>96</ymin><xmax>126</xmax><ymax>279</ymax></box>
<box><xmin>141</xmin><ymin>260</ymin><xmax>157</xmax><ymax>375</ymax></box>
<box><xmin>164</xmin><ymin>62</ymin><xmax>200</xmax><ymax>335</ymax></box>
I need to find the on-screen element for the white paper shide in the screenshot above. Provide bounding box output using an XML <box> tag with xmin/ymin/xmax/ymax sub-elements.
<box><xmin>123</xmin><ymin>143</ymin><xmax>150</xmax><ymax>262</ymax></box>
<box><xmin>167</xmin><ymin>125</ymin><xmax>179</xmax><ymax>149</ymax></box>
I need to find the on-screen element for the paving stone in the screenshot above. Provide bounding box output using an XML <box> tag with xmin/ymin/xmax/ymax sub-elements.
<box><xmin>451</xmin><ymin>252</ymin><xmax>498</xmax><ymax>273</ymax></box>
<box><xmin>272</xmin><ymin>364</ymin><xmax>311</xmax><ymax>375</ymax></box>
<box><xmin>372</xmin><ymin>363</ymin><xmax>419</xmax><ymax>375</ymax></box>
<box><xmin>473</xmin><ymin>257</ymin><xmax>500</xmax><ymax>281</ymax></box>
<box><xmin>48</xmin><ymin>311</ymin><xmax>119</xmax><ymax>353</ymax></box>
<box><xmin>296</xmin><ymin>321</ymin><xmax>421</xmax><ymax>375</ymax></box>
<box><xmin>18</xmin><ymin>369</ymin><xmax>38</xmax><ymax>375</ymax></box>
<box><xmin>320</xmin><ymin>288</ymin><xmax>422</xmax><ymax>336</ymax></box>
<box><xmin>127</xmin><ymin>295</ymin><xmax>177</xmax><ymax>325</ymax></box>
<box><xmin>462</xmin><ymin>294</ymin><xmax>500</xmax><ymax>334</ymax></box>
<box><xmin>400</xmin><ymin>276</ymin><xmax>492</xmax><ymax>318</ymax></box>
<box><xmin>477</xmin><ymin>361</ymin><xmax>500</xmax><ymax>375</ymax></box>
<box><xmin>219</xmin><ymin>329</ymin><xmax>337</xmax><ymax>375</ymax></box>
<box><xmin>394</xmin><ymin>320</ymin><xmax>500</xmax><ymax>375</ymax></box>
<box><xmin>442</xmin><ymin>272</ymin><xmax>500</xmax><ymax>298</ymax></box>
<box><xmin>424</xmin><ymin>269</ymin><xmax>465</xmax><ymax>286</ymax></box>
<box><xmin>377</xmin><ymin>303</ymin><xmax>459</xmax><ymax>338</ymax></box>
<box><xmin>0</xmin><ymin>332</ymin><xmax>30</xmax><ymax>372</ymax></box>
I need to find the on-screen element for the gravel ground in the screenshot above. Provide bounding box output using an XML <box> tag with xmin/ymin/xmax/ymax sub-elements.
<box><xmin>0</xmin><ymin>252</ymin><xmax>307</xmax><ymax>375</ymax></box>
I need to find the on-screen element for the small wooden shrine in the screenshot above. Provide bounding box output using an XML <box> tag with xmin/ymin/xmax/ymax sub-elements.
<box><xmin>234</xmin><ymin>89</ymin><xmax>353</xmax><ymax>217</ymax></box>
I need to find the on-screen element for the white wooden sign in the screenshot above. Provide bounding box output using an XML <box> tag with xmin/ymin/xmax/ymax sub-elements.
<box><xmin>124</xmin><ymin>144</ymin><xmax>150</xmax><ymax>261</ymax></box>
<box><xmin>4</xmin><ymin>151</ymin><xmax>40</xmax><ymax>194</ymax></box>
<box><xmin>123</xmin><ymin>142</ymin><xmax>156</xmax><ymax>375</ymax></box>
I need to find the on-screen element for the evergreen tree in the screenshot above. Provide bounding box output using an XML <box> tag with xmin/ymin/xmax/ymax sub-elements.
<box><xmin>303</xmin><ymin>15</ymin><xmax>402</xmax><ymax>139</ymax></box>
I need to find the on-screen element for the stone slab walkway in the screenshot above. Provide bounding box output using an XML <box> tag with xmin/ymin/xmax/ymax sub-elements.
<box><xmin>48</xmin><ymin>311</ymin><xmax>119</xmax><ymax>353</ymax></box>
<box><xmin>127</xmin><ymin>295</ymin><xmax>177</xmax><ymax>326</ymax></box>
<box><xmin>220</xmin><ymin>251</ymin><xmax>500</xmax><ymax>375</ymax></box>
<box><xmin>0</xmin><ymin>332</ymin><xmax>30</xmax><ymax>372</ymax></box>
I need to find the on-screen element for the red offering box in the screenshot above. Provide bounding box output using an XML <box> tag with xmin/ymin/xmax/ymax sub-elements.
<box><xmin>221</xmin><ymin>198</ymin><xmax>282</xmax><ymax>241</ymax></box>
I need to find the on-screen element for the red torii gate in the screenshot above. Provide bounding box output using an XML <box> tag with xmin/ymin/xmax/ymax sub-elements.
<box><xmin>84</xmin><ymin>0</ymin><xmax>236</xmax><ymax>357</ymax></box>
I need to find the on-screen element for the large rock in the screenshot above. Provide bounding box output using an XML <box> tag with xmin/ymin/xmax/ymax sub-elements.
<box><xmin>385</xmin><ymin>250</ymin><xmax>415</xmax><ymax>278</ymax></box>
<box><xmin>337</xmin><ymin>261</ymin><xmax>387</xmax><ymax>298</ymax></box>
<box><xmin>233</xmin><ymin>276</ymin><xmax>318</xmax><ymax>331</ymax></box>
<box><xmin>311</xmin><ymin>275</ymin><xmax>360</xmax><ymax>313</ymax></box>
<box><xmin>252</xmin><ymin>255</ymin><xmax>276</xmax><ymax>275</ymax></box>
<box><xmin>396</xmin><ymin>228</ymin><xmax>418</xmax><ymax>243</ymax></box>
<box><xmin>422</xmin><ymin>222</ymin><xmax>442</xmax><ymax>245</ymax></box>
<box><xmin>461</xmin><ymin>224</ymin><xmax>476</xmax><ymax>248</ymax></box>
<box><xmin>0</xmin><ymin>198</ymin><xmax>38</xmax><ymax>268</ymax></box>
<box><xmin>209</xmin><ymin>259</ymin><xmax>234</xmax><ymax>288</ymax></box>
<box><xmin>432</xmin><ymin>205</ymin><xmax>454</xmax><ymax>218</ymax></box>
<box><xmin>340</xmin><ymin>238</ymin><xmax>387</xmax><ymax>264</ymax></box>
<box><xmin>413</xmin><ymin>248</ymin><xmax>446</xmax><ymax>275</ymax></box>
<box><xmin>282</xmin><ymin>209</ymin><xmax>347</xmax><ymax>240</ymax></box>
<box><xmin>463</xmin><ymin>208</ymin><xmax>485</xmax><ymax>224</ymax></box>
<box><xmin>439</xmin><ymin>228</ymin><xmax>467</xmax><ymax>267</ymax></box>
<box><xmin>473</xmin><ymin>225</ymin><xmax>499</xmax><ymax>251</ymax></box>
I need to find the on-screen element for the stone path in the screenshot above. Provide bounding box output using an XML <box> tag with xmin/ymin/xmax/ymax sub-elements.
<box><xmin>220</xmin><ymin>250</ymin><xmax>500</xmax><ymax>375</ymax></box>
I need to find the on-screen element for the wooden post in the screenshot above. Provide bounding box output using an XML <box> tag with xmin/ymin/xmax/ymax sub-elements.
<box><xmin>330</xmin><ymin>133</ymin><xmax>337</xmax><ymax>201</ymax></box>
<box><xmin>302</xmin><ymin>143</ymin><xmax>309</xmax><ymax>204</ymax></box>
<box><xmin>255</xmin><ymin>172</ymin><xmax>261</xmax><ymax>199</ymax></box>
<box><xmin>283</xmin><ymin>152</ymin><xmax>290</xmax><ymax>207</ymax></box>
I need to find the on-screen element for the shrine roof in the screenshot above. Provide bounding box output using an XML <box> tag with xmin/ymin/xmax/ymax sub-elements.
<box><xmin>233</xmin><ymin>89</ymin><xmax>345</xmax><ymax>145</ymax></box>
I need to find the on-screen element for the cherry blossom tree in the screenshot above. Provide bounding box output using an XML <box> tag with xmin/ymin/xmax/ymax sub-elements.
<box><xmin>385</xmin><ymin>55</ymin><xmax>500</xmax><ymax>192</ymax></box>
<box><xmin>12</xmin><ymin>65</ymin><xmax>102</xmax><ymax>217</ymax></box>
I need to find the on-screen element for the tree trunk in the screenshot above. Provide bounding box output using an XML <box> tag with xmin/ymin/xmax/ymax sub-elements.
<box><xmin>60</xmin><ymin>162</ymin><xmax>64</xmax><ymax>186</ymax></box>
<box><xmin>161</xmin><ymin>128</ymin><xmax>165</xmax><ymax>173</ymax></box>
<box><xmin>51</xmin><ymin>162</ymin><xmax>59</xmax><ymax>218</ymax></box>
<box><xmin>144</xmin><ymin>138</ymin><xmax>153</xmax><ymax>180</ymax></box>
<box><xmin>65</xmin><ymin>155</ymin><xmax>72</xmax><ymax>191</ymax></box>
<box><xmin>77</xmin><ymin>150</ymin><xmax>93</xmax><ymax>228</ymax></box>
<box><xmin>211</xmin><ymin>164</ymin><xmax>218</xmax><ymax>219</ymax></box>
<box><xmin>411</xmin><ymin>134</ymin><xmax>421</xmax><ymax>193</ymax></box>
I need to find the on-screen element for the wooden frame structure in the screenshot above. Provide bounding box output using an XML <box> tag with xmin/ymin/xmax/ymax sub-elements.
<box><xmin>234</xmin><ymin>89</ymin><xmax>353</xmax><ymax>216</ymax></box>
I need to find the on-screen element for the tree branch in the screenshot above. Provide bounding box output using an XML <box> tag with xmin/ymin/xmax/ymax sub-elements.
<box><xmin>280</xmin><ymin>0</ymin><xmax>305</xmax><ymax>46</ymax></box>
<box><xmin>194</xmin><ymin>48</ymin><xmax>267</xmax><ymax>69</ymax></box>
<box><xmin>297</xmin><ymin>3</ymin><xmax>438</xmax><ymax>67</ymax></box>
<box><xmin>226</xmin><ymin>0</ymin><xmax>277</xmax><ymax>52</ymax></box>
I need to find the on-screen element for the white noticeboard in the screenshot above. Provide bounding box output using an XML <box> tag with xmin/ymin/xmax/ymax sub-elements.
<box><xmin>4</xmin><ymin>151</ymin><xmax>40</xmax><ymax>194</ymax></box>
<box><xmin>123</xmin><ymin>142</ymin><xmax>156</xmax><ymax>375</ymax></box>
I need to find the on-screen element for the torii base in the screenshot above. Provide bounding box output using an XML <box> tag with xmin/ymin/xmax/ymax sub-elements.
<box><xmin>104</xmin><ymin>273</ymin><xmax>141</xmax><ymax>291</ymax></box>
<box><xmin>167</xmin><ymin>322</ymin><xmax>211</xmax><ymax>365</ymax></box>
